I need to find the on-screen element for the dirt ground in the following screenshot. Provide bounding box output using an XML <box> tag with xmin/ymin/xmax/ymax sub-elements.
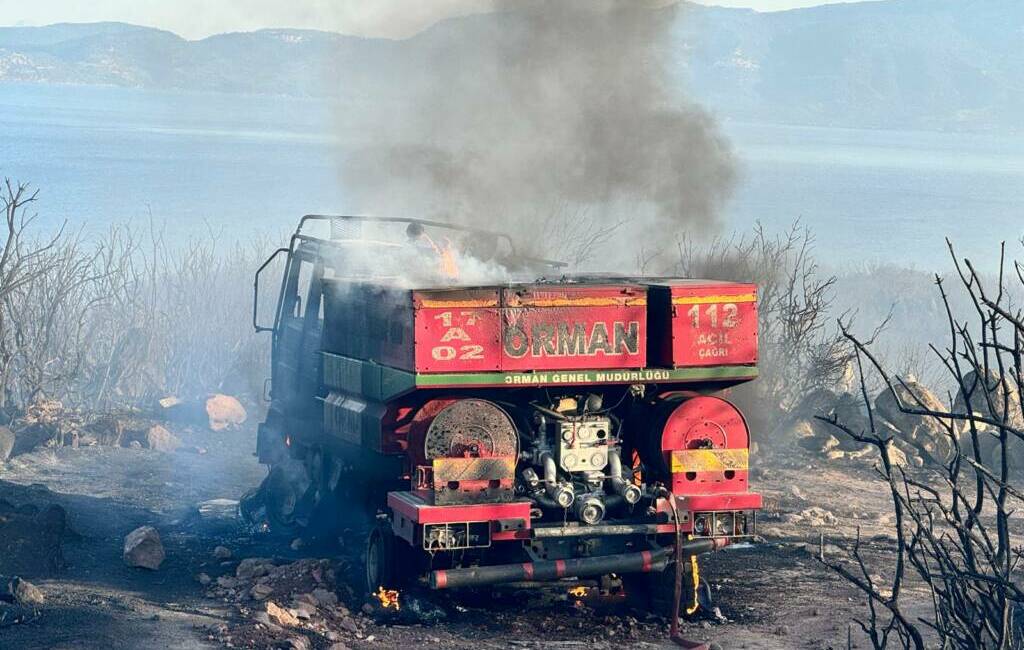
<box><xmin>0</xmin><ymin>424</ymin><xmax>929</xmax><ymax>650</ymax></box>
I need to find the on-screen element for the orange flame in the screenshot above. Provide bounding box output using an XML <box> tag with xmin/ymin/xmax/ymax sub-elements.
<box><xmin>374</xmin><ymin>586</ymin><xmax>401</xmax><ymax>611</ymax></box>
<box><xmin>420</xmin><ymin>233</ymin><xmax>460</xmax><ymax>280</ymax></box>
<box><xmin>568</xmin><ymin>585</ymin><xmax>588</xmax><ymax>598</ymax></box>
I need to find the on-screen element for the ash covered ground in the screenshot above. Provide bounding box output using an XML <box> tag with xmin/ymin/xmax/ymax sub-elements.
<box><xmin>0</xmin><ymin>406</ymin><xmax>923</xmax><ymax>650</ymax></box>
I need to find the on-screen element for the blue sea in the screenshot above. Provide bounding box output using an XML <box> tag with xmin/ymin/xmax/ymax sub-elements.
<box><xmin>1</xmin><ymin>82</ymin><xmax>1022</xmax><ymax>271</ymax></box>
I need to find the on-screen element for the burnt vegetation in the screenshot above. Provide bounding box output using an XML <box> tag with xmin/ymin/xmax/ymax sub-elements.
<box><xmin>817</xmin><ymin>241</ymin><xmax>1024</xmax><ymax>649</ymax></box>
<box><xmin>0</xmin><ymin>179</ymin><xmax>272</xmax><ymax>414</ymax></box>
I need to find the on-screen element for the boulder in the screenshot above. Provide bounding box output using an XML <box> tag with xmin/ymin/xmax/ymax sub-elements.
<box><xmin>236</xmin><ymin>558</ymin><xmax>272</xmax><ymax>580</ymax></box>
<box><xmin>145</xmin><ymin>425</ymin><xmax>181</xmax><ymax>453</ymax></box>
<box><xmin>213</xmin><ymin>545</ymin><xmax>232</xmax><ymax>560</ymax></box>
<box><xmin>952</xmin><ymin>369</ymin><xmax>1024</xmax><ymax>475</ymax></box>
<box><xmin>266</xmin><ymin>601</ymin><xmax>299</xmax><ymax>627</ymax></box>
<box><xmin>286</xmin><ymin>637</ymin><xmax>311</xmax><ymax>650</ymax></box>
<box><xmin>251</xmin><ymin>582</ymin><xmax>274</xmax><ymax>600</ymax></box>
<box><xmin>0</xmin><ymin>426</ymin><xmax>13</xmax><ymax>461</ymax></box>
<box><xmin>953</xmin><ymin>369</ymin><xmax>1024</xmax><ymax>430</ymax></box>
<box><xmin>9</xmin><ymin>578</ymin><xmax>44</xmax><ymax>606</ymax></box>
<box><xmin>205</xmin><ymin>395</ymin><xmax>247</xmax><ymax>431</ymax></box>
<box><xmin>311</xmin><ymin>588</ymin><xmax>338</xmax><ymax>608</ymax></box>
<box><xmin>876</xmin><ymin>380</ymin><xmax>955</xmax><ymax>463</ymax></box>
<box><xmin>10</xmin><ymin>423</ymin><xmax>56</xmax><ymax>457</ymax></box>
<box><xmin>884</xmin><ymin>441</ymin><xmax>909</xmax><ymax>468</ymax></box>
<box><xmin>123</xmin><ymin>526</ymin><xmax>165</xmax><ymax>570</ymax></box>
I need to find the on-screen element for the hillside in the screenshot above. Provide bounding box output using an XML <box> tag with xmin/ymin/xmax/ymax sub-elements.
<box><xmin>1</xmin><ymin>0</ymin><xmax>1023</xmax><ymax>130</ymax></box>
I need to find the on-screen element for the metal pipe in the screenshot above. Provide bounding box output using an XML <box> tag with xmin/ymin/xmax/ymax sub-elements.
<box><xmin>429</xmin><ymin>538</ymin><xmax>728</xmax><ymax>590</ymax></box>
<box><xmin>607</xmin><ymin>448</ymin><xmax>642</xmax><ymax>505</ymax></box>
<box><xmin>531</xmin><ymin>522</ymin><xmax>660</xmax><ymax>538</ymax></box>
<box><xmin>541</xmin><ymin>452</ymin><xmax>574</xmax><ymax>508</ymax></box>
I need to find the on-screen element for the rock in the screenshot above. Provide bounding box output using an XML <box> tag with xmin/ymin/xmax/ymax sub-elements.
<box><xmin>145</xmin><ymin>425</ymin><xmax>181</xmax><ymax>453</ymax></box>
<box><xmin>340</xmin><ymin>616</ymin><xmax>358</xmax><ymax>633</ymax></box>
<box><xmin>953</xmin><ymin>370</ymin><xmax>1024</xmax><ymax>475</ymax></box>
<box><xmin>759</xmin><ymin>526</ymin><xmax>785</xmax><ymax>538</ymax></box>
<box><xmin>217</xmin><ymin>576</ymin><xmax>240</xmax><ymax>589</ymax></box>
<box><xmin>237</xmin><ymin>558</ymin><xmax>272</xmax><ymax>580</ymax></box>
<box><xmin>266</xmin><ymin>601</ymin><xmax>299</xmax><ymax>627</ymax></box>
<box><xmin>251</xmin><ymin>583</ymin><xmax>274</xmax><ymax>600</ymax></box>
<box><xmin>293</xmin><ymin>593</ymin><xmax>318</xmax><ymax>607</ymax></box>
<box><xmin>0</xmin><ymin>426</ymin><xmax>14</xmax><ymax>461</ymax></box>
<box><xmin>798</xmin><ymin>432</ymin><xmax>840</xmax><ymax>453</ymax></box>
<box><xmin>10</xmin><ymin>422</ymin><xmax>56</xmax><ymax>457</ymax></box>
<box><xmin>292</xmin><ymin>603</ymin><xmax>315</xmax><ymax>620</ymax></box>
<box><xmin>196</xmin><ymin>573</ymin><xmax>212</xmax><ymax>586</ymax></box>
<box><xmin>123</xmin><ymin>526</ymin><xmax>165</xmax><ymax>570</ymax></box>
<box><xmin>213</xmin><ymin>546</ymin><xmax>232</xmax><ymax>560</ymax></box>
<box><xmin>312</xmin><ymin>588</ymin><xmax>338</xmax><ymax>608</ymax></box>
<box><xmin>328</xmin><ymin>644</ymin><xmax>350</xmax><ymax>650</ymax></box>
<box><xmin>197</xmin><ymin>499</ymin><xmax>239</xmax><ymax>521</ymax></box>
<box><xmin>285</xmin><ymin>637</ymin><xmax>310</xmax><ymax>650</ymax></box>
<box><xmin>205</xmin><ymin>394</ymin><xmax>247</xmax><ymax>432</ymax></box>
<box><xmin>129</xmin><ymin>440</ymin><xmax>143</xmax><ymax>449</ymax></box>
<box><xmin>290</xmin><ymin>537</ymin><xmax>304</xmax><ymax>551</ymax></box>
<box><xmin>10</xmin><ymin>578</ymin><xmax>44</xmax><ymax>606</ymax></box>
<box><xmin>876</xmin><ymin>380</ymin><xmax>955</xmax><ymax>464</ymax></box>
<box><xmin>798</xmin><ymin>507</ymin><xmax>838</xmax><ymax>527</ymax></box>
<box><xmin>158</xmin><ymin>396</ymin><xmax>183</xmax><ymax>410</ymax></box>
<box><xmin>953</xmin><ymin>370</ymin><xmax>1024</xmax><ymax>429</ymax></box>
<box><xmin>884</xmin><ymin>442</ymin><xmax>909</xmax><ymax>468</ymax></box>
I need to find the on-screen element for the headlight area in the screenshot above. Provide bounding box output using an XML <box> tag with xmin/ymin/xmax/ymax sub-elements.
<box><xmin>691</xmin><ymin>510</ymin><xmax>756</xmax><ymax>538</ymax></box>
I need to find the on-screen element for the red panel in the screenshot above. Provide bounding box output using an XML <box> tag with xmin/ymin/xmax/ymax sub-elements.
<box><xmin>501</xmin><ymin>285</ymin><xmax>646</xmax><ymax>371</ymax></box>
<box><xmin>670</xmin><ymin>282</ymin><xmax>757</xmax><ymax>368</ymax></box>
<box><xmin>413</xmin><ymin>284</ymin><xmax>647</xmax><ymax>373</ymax></box>
<box><xmin>679</xmin><ymin>493</ymin><xmax>763</xmax><ymax>511</ymax></box>
<box><xmin>501</xmin><ymin>305</ymin><xmax>646</xmax><ymax>371</ymax></box>
<box><xmin>414</xmin><ymin>289</ymin><xmax>502</xmax><ymax>373</ymax></box>
<box><xmin>388</xmin><ymin>490</ymin><xmax>532</xmax><ymax>527</ymax></box>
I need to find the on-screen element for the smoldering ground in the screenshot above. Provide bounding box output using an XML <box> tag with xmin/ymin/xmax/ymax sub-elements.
<box><xmin>333</xmin><ymin>0</ymin><xmax>736</xmax><ymax>270</ymax></box>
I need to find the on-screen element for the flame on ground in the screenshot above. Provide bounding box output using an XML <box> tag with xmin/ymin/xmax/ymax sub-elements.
<box><xmin>375</xmin><ymin>586</ymin><xmax>401</xmax><ymax>611</ymax></box>
<box><xmin>568</xmin><ymin>585</ymin><xmax>588</xmax><ymax>598</ymax></box>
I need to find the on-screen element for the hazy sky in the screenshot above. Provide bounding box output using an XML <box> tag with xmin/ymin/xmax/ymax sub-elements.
<box><xmin>0</xmin><ymin>0</ymin><xmax>844</xmax><ymax>39</ymax></box>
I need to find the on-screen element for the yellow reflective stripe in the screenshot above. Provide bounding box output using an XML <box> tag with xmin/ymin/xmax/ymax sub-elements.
<box><xmin>515</xmin><ymin>297</ymin><xmax>647</xmax><ymax>307</ymax></box>
<box><xmin>419</xmin><ymin>300</ymin><xmax>499</xmax><ymax>308</ymax></box>
<box><xmin>671</xmin><ymin>293</ymin><xmax>756</xmax><ymax>305</ymax></box>
<box><xmin>670</xmin><ymin>448</ymin><xmax>749</xmax><ymax>473</ymax></box>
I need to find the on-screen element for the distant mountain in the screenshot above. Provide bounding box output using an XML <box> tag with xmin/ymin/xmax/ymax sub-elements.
<box><xmin>1</xmin><ymin>0</ymin><xmax>1023</xmax><ymax>131</ymax></box>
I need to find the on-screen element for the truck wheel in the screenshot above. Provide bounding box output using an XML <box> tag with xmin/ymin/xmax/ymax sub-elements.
<box><xmin>364</xmin><ymin>521</ymin><xmax>400</xmax><ymax>595</ymax></box>
<box><xmin>623</xmin><ymin>564</ymin><xmax>709</xmax><ymax>620</ymax></box>
<box><xmin>364</xmin><ymin>520</ymin><xmax>425</xmax><ymax>596</ymax></box>
<box><xmin>263</xmin><ymin>458</ymin><xmax>314</xmax><ymax>532</ymax></box>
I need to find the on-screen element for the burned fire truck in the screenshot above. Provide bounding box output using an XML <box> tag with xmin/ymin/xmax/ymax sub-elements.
<box><xmin>252</xmin><ymin>216</ymin><xmax>760</xmax><ymax>614</ymax></box>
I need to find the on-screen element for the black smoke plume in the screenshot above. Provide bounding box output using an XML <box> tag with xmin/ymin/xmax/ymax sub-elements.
<box><xmin>337</xmin><ymin>0</ymin><xmax>736</xmax><ymax>269</ymax></box>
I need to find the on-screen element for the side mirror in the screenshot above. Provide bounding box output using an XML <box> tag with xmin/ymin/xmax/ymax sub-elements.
<box><xmin>253</xmin><ymin>247</ymin><xmax>290</xmax><ymax>333</ymax></box>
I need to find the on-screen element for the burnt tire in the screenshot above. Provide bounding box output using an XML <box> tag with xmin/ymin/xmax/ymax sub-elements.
<box><xmin>363</xmin><ymin>520</ymin><xmax>425</xmax><ymax>594</ymax></box>
<box><xmin>624</xmin><ymin>563</ymin><xmax>708</xmax><ymax>620</ymax></box>
<box><xmin>364</xmin><ymin>521</ymin><xmax>398</xmax><ymax>595</ymax></box>
<box><xmin>262</xmin><ymin>458</ymin><xmax>314</xmax><ymax>533</ymax></box>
